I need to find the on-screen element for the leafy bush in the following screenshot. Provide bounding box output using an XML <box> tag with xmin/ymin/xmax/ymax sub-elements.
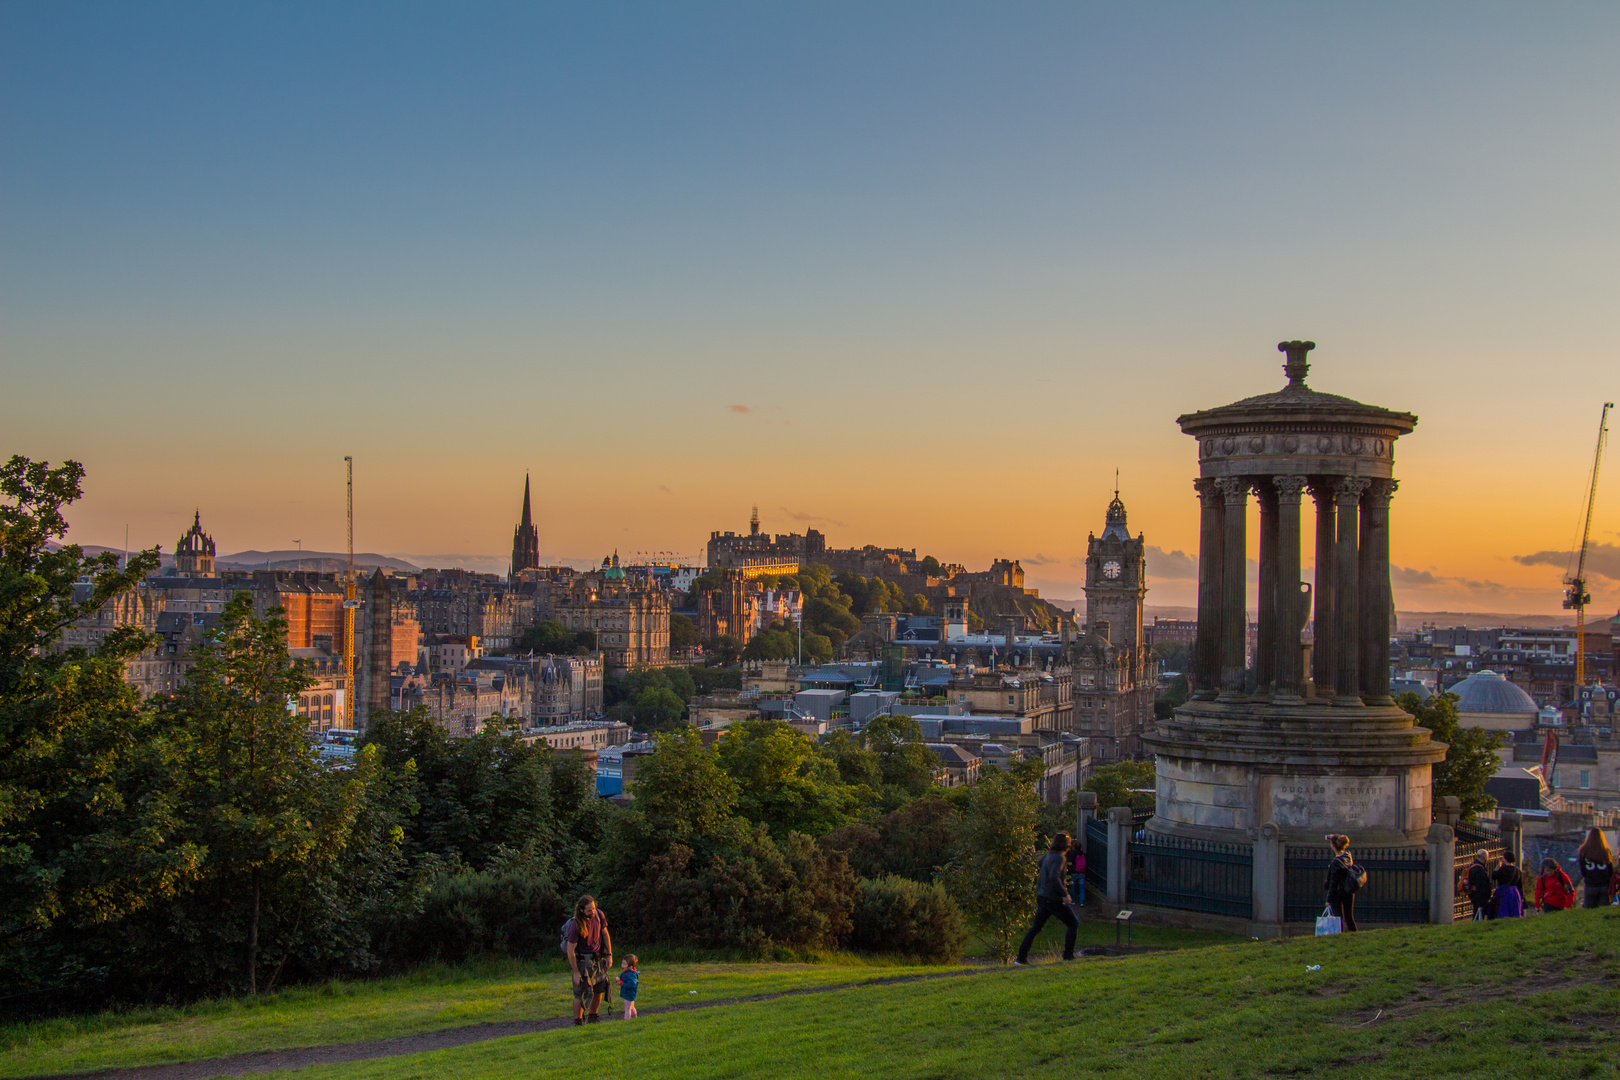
<box><xmin>849</xmin><ymin>876</ymin><xmax>966</xmax><ymax>961</ymax></box>
<box><xmin>821</xmin><ymin>797</ymin><xmax>959</xmax><ymax>882</ymax></box>
<box><xmin>389</xmin><ymin>868</ymin><xmax>566</xmax><ymax>966</ymax></box>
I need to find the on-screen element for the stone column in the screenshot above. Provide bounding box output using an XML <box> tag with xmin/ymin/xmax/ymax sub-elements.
<box><xmin>1106</xmin><ymin>805</ymin><xmax>1133</xmax><ymax>906</ymax></box>
<box><xmin>1193</xmin><ymin>479</ymin><xmax>1223</xmax><ymax>700</ymax></box>
<box><xmin>1433</xmin><ymin>795</ymin><xmax>1461</xmax><ymax>827</ymax></box>
<box><xmin>1310</xmin><ymin>482</ymin><xmax>1336</xmax><ymax>699</ymax></box>
<box><xmin>1076</xmin><ymin>791</ymin><xmax>1098</xmax><ymax>848</ymax></box>
<box><xmin>1359</xmin><ymin>480</ymin><xmax>1397</xmax><ymax>706</ymax></box>
<box><xmin>1427</xmin><ymin>823</ymin><xmax>1455</xmax><ymax>923</ymax></box>
<box><xmin>1501</xmin><ymin>810</ymin><xmax>1523</xmax><ymax>871</ymax></box>
<box><xmin>1333</xmin><ymin>478</ymin><xmax>1370</xmax><ymax>707</ymax></box>
<box><xmin>1255</xmin><ymin>481</ymin><xmax>1277</xmax><ymax>700</ymax></box>
<box><xmin>1215</xmin><ymin>477</ymin><xmax>1250</xmax><ymax>702</ymax></box>
<box><xmin>1250</xmin><ymin>822</ymin><xmax>1286</xmax><ymax>935</ymax></box>
<box><xmin>1272</xmin><ymin>477</ymin><xmax>1307</xmax><ymax>704</ymax></box>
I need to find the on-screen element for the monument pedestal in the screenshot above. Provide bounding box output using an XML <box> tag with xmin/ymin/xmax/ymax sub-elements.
<box><xmin>1145</xmin><ymin>698</ymin><xmax>1446</xmax><ymax>848</ymax></box>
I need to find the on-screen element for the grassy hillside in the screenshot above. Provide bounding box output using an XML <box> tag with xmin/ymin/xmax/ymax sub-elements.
<box><xmin>2</xmin><ymin>920</ymin><xmax>1225</xmax><ymax>1078</ymax></box>
<box><xmin>7</xmin><ymin>910</ymin><xmax>1615</xmax><ymax>1078</ymax></box>
<box><xmin>280</xmin><ymin>909</ymin><xmax>1617</xmax><ymax>1079</ymax></box>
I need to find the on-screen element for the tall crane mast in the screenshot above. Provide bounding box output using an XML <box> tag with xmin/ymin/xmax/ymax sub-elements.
<box><xmin>1564</xmin><ymin>403</ymin><xmax>1613</xmax><ymax>693</ymax></box>
<box><xmin>343</xmin><ymin>455</ymin><xmax>357</xmax><ymax>730</ymax></box>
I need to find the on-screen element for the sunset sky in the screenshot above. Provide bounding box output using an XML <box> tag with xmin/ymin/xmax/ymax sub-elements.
<box><xmin>3</xmin><ymin>3</ymin><xmax>1617</xmax><ymax>616</ymax></box>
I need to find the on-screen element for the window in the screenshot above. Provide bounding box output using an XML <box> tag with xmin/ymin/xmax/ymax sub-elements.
<box><xmin>1580</xmin><ymin>770</ymin><xmax>1591</xmax><ymax>790</ymax></box>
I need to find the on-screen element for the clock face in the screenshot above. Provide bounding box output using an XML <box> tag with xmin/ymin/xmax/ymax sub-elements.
<box><xmin>1102</xmin><ymin>560</ymin><xmax>1122</xmax><ymax>580</ymax></box>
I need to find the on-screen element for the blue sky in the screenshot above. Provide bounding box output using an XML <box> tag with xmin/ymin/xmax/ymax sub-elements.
<box><xmin>4</xmin><ymin>2</ymin><xmax>1617</xmax><ymax>612</ymax></box>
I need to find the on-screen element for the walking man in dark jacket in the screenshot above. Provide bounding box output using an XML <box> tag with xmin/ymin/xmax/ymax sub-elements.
<box><xmin>1014</xmin><ymin>833</ymin><xmax>1079</xmax><ymax>965</ymax></box>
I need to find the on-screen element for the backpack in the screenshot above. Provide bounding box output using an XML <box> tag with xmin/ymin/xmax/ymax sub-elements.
<box><xmin>1343</xmin><ymin>861</ymin><xmax>1368</xmax><ymax>894</ymax></box>
<box><xmin>559</xmin><ymin>916</ymin><xmax>576</xmax><ymax>955</ymax></box>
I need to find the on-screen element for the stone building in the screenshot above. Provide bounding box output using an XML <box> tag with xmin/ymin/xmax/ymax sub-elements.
<box><xmin>695</xmin><ymin>569</ymin><xmax>761</xmax><ymax>645</ymax></box>
<box><xmin>511</xmin><ymin>474</ymin><xmax>541</xmax><ymax>578</ymax></box>
<box><xmin>1146</xmin><ymin>341</ymin><xmax>1446</xmax><ymax>846</ymax></box>
<box><xmin>553</xmin><ymin>566</ymin><xmax>671</xmax><ymax>673</ymax></box>
<box><xmin>408</xmin><ymin>583</ymin><xmax>534</xmax><ymax>653</ymax></box>
<box><xmin>707</xmin><ymin>508</ymin><xmax>825</xmax><ymax>577</ymax></box>
<box><xmin>173</xmin><ymin>511</ymin><xmax>216</xmax><ymax>577</ymax></box>
<box><xmin>528</xmin><ymin>653</ymin><xmax>605</xmax><ymax>725</ymax></box>
<box><xmin>1067</xmin><ymin>493</ymin><xmax>1158</xmax><ymax>762</ymax></box>
<box><xmin>252</xmin><ymin>572</ymin><xmax>348</xmax><ymax>651</ymax></box>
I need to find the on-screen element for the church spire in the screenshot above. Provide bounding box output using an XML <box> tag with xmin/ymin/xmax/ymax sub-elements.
<box><xmin>511</xmin><ymin>473</ymin><xmax>540</xmax><ymax>578</ymax></box>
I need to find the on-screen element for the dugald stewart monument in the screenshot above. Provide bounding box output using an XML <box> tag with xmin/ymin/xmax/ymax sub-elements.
<box><xmin>1145</xmin><ymin>342</ymin><xmax>1447</xmax><ymax>848</ymax></box>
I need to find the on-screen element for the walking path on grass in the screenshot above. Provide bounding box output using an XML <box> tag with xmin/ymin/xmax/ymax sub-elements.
<box><xmin>27</xmin><ymin>967</ymin><xmax>1034</xmax><ymax>1080</ymax></box>
<box><xmin>28</xmin><ymin>948</ymin><xmax>1162</xmax><ymax>1080</ymax></box>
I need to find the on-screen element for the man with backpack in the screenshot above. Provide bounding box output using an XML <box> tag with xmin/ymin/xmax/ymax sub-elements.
<box><xmin>1323</xmin><ymin>834</ymin><xmax>1365</xmax><ymax>932</ymax></box>
<box><xmin>563</xmin><ymin>895</ymin><xmax>613</xmax><ymax>1025</ymax></box>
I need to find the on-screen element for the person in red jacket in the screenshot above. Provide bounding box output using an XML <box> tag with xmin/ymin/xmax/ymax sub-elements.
<box><xmin>1534</xmin><ymin>858</ymin><xmax>1576</xmax><ymax>912</ymax></box>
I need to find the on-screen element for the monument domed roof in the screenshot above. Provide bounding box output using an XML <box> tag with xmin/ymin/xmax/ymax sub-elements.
<box><xmin>1448</xmin><ymin>670</ymin><xmax>1537</xmax><ymax>715</ymax></box>
<box><xmin>1177</xmin><ymin>341</ymin><xmax>1416</xmax><ymax>434</ymax></box>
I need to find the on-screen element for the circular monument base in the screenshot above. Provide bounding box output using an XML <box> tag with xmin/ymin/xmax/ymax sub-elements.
<box><xmin>1143</xmin><ymin>698</ymin><xmax>1448</xmax><ymax>848</ymax></box>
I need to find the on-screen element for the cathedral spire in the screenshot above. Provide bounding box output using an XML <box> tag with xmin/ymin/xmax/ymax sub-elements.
<box><xmin>511</xmin><ymin>473</ymin><xmax>540</xmax><ymax>578</ymax></box>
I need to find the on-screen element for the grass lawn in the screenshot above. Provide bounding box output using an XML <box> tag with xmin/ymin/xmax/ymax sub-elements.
<box><xmin>0</xmin><ymin>956</ymin><xmax>964</xmax><ymax>1078</ymax></box>
<box><xmin>257</xmin><ymin>908</ymin><xmax>1618</xmax><ymax>1079</ymax></box>
<box><xmin>987</xmin><ymin>907</ymin><xmax>1234</xmax><ymax>958</ymax></box>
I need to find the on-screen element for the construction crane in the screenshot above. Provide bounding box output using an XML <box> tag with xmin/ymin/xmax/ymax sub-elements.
<box><xmin>342</xmin><ymin>455</ymin><xmax>358</xmax><ymax>730</ymax></box>
<box><xmin>1564</xmin><ymin>403</ymin><xmax>1613</xmax><ymax>691</ymax></box>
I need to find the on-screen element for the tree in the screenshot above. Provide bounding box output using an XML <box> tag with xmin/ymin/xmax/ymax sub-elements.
<box><xmin>515</xmin><ymin>620</ymin><xmax>593</xmax><ymax>655</ymax></box>
<box><xmin>920</xmin><ymin>556</ymin><xmax>942</xmax><ymax>577</ymax></box>
<box><xmin>669</xmin><ymin>613</ymin><xmax>697</xmax><ymax>651</ymax></box>
<box><xmin>631</xmin><ymin>728</ymin><xmax>739</xmax><ymax>840</ymax></box>
<box><xmin>705</xmin><ymin>635</ymin><xmax>742</xmax><ymax>667</ymax></box>
<box><xmin>0</xmin><ymin>457</ymin><xmax>197</xmax><ymax>1000</ymax></box>
<box><xmin>360</xmin><ymin>709</ymin><xmax>564</xmax><ymax>873</ymax></box>
<box><xmin>1154</xmin><ymin>672</ymin><xmax>1190</xmax><ymax>720</ymax></box>
<box><xmin>950</xmin><ymin>768</ymin><xmax>1039</xmax><ymax>963</ymax></box>
<box><xmin>863</xmin><ymin>714</ymin><xmax>940</xmax><ymax>805</ymax></box>
<box><xmin>1153</xmin><ymin>641</ymin><xmax>1191</xmax><ymax>674</ymax></box>
<box><xmin>1397</xmin><ymin>690</ymin><xmax>1506</xmax><ymax>822</ymax></box>
<box><xmin>908</xmin><ymin>594</ymin><xmax>930</xmax><ymax>615</ymax></box>
<box><xmin>165</xmin><ymin>594</ymin><xmax>375</xmax><ymax>995</ymax></box>
<box><xmin>713</xmin><ymin>720</ymin><xmax>873</xmax><ymax>840</ymax></box>
<box><xmin>1084</xmin><ymin>760</ymin><xmax>1156</xmax><ymax>812</ymax></box>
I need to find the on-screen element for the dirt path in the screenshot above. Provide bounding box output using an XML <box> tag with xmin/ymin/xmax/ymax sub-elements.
<box><xmin>29</xmin><ymin>968</ymin><xmax>998</xmax><ymax>1080</ymax></box>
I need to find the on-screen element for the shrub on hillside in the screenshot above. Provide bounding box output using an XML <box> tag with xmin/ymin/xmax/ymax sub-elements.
<box><xmin>821</xmin><ymin>797</ymin><xmax>959</xmax><ymax>882</ymax></box>
<box><xmin>615</xmin><ymin>829</ymin><xmax>857</xmax><ymax>952</ymax></box>
<box><xmin>388</xmin><ymin>868</ymin><xmax>566</xmax><ymax>966</ymax></box>
<box><xmin>849</xmin><ymin>876</ymin><xmax>966</xmax><ymax>962</ymax></box>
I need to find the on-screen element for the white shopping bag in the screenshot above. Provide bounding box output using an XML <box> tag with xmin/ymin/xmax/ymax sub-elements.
<box><xmin>1315</xmin><ymin>906</ymin><xmax>1342</xmax><ymax>936</ymax></box>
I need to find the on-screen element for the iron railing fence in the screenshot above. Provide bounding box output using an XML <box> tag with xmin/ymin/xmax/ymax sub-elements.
<box><xmin>1084</xmin><ymin>816</ymin><xmax>1109</xmax><ymax>893</ymax></box>
<box><xmin>1454</xmin><ymin>822</ymin><xmax>1500</xmax><ymax>844</ymax></box>
<box><xmin>1128</xmin><ymin>832</ymin><xmax>1253</xmax><ymax>918</ymax></box>
<box><xmin>1285</xmin><ymin>846</ymin><xmax>1430</xmax><ymax>924</ymax></box>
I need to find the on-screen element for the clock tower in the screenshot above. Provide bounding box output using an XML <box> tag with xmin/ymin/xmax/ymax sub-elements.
<box><xmin>1084</xmin><ymin>487</ymin><xmax>1147</xmax><ymax>656</ymax></box>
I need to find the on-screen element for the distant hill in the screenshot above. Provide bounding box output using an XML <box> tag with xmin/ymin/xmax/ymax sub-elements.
<box><xmin>217</xmin><ymin>550</ymin><xmax>421</xmax><ymax>573</ymax></box>
<box><xmin>1396</xmin><ymin>610</ymin><xmax>1578</xmax><ymax>631</ymax></box>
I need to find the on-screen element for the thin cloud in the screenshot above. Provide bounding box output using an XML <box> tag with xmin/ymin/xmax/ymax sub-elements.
<box><xmin>1146</xmin><ymin>545</ymin><xmax>1198</xmax><ymax>581</ymax></box>
<box><xmin>1514</xmin><ymin>543</ymin><xmax>1620</xmax><ymax>581</ymax></box>
<box><xmin>777</xmin><ymin>507</ymin><xmax>848</xmax><ymax>529</ymax></box>
<box><xmin>728</xmin><ymin>404</ymin><xmax>752</xmax><ymax>414</ymax></box>
<box><xmin>1022</xmin><ymin>553</ymin><xmax>1057</xmax><ymax>566</ymax></box>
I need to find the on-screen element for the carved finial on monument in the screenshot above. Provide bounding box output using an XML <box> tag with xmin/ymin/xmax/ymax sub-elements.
<box><xmin>1278</xmin><ymin>340</ymin><xmax>1315</xmax><ymax>388</ymax></box>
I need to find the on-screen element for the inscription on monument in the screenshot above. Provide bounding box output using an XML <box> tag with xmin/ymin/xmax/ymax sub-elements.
<box><xmin>1264</xmin><ymin>775</ymin><xmax>1400</xmax><ymax>831</ymax></box>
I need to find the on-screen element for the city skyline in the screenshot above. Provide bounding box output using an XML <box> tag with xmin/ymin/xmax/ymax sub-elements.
<box><xmin>5</xmin><ymin>4</ymin><xmax>1617</xmax><ymax>615</ymax></box>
